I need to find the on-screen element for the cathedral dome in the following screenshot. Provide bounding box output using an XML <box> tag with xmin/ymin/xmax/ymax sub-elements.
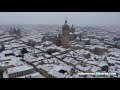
<box><xmin>62</xmin><ymin>19</ymin><xmax>69</xmax><ymax>31</ymax></box>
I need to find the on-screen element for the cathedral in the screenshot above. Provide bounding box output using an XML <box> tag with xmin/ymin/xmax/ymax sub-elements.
<box><xmin>57</xmin><ymin>18</ymin><xmax>70</xmax><ymax>48</ymax></box>
<box><xmin>44</xmin><ymin>18</ymin><xmax>77</xmax><ymax>48</ymax></box>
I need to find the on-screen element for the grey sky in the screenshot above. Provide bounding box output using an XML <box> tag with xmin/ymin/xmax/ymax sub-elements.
<box><xmin>0</xmin><ymin>12</ymin><xmax>120</xmax><ymax>26</ymax></box>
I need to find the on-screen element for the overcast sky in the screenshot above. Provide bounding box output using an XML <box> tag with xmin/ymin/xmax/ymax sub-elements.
<box><xmin>0</xmin><ymin>12</ymin><xmax>120</xmax><ymax>26</ymax></box>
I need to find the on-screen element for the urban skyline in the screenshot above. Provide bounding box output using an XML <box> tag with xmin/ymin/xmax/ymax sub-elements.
<box><xmin>0</xmin><ymin>12</ymin><xmax>120</xmax><ymax>26</ymax></box>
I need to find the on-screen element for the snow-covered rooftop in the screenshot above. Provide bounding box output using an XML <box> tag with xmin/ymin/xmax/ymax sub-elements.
<box><xmin>7</xmin><ymin>65</ymin><xmax>33</xmax><ymax>74</ymax></box>
<box><xmin>76</xmin><ymin>65</ymin><xmax>91</xmax><ymax>72</ymax></box>
<box><xmin>17</xmin><ymin>72</ymin><xmax>45</xmax><ymax>78</ymax></box>
<box><xmin>98</xmin><ymin>61</ymin><xmax>108</xmax><ymax>67</ymax></box>
<box><xmin>37</xmin><ymin>64</ymin><xmax>53</xmax><ymax>72</ymax></box>
<box><xmin>2</xmin><ymin>50</ymin><xmax>14</xmax><ymax>55</ymax></box>
<box><xmin>0</xmin><ymin>56</ymin><xmax>11</xmax><ymax>62</ymax></box>
<box><xmin>0</xmin><ymin>61</ymin><xmax>13</xmax><ymax>67</ymax></box>
<box><xmin>48</xmin><ymin>65</ymin><xmax>68</xmax><ymax>78</ymax></box>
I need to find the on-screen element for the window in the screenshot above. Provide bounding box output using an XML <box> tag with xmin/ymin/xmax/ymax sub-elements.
<box><xmin>19</xmin><ymin>73</ymin><xmax>21</xmax><ymax>77</ymax></box>
<box><xmin>22</xmin><ymin>71</ymin><xmax>24</xmax><ymax>75</ymax></box>
<box><xmin>23</xmin><ymin>71</ymin><xmax>25</xmax><ymax>75</ymax></box>
<box><xmin>27</xmin><ymin>70</ymin><xmax>30</xmax><ymax>74</ymax></box>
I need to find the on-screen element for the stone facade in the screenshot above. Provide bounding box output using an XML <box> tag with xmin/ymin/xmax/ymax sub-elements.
<box><xmin>58</xmin><ymin>19</ymin><xmax>70</xmax><ymax>48</ymax></box>
<box><xmin>8</xmin><ymin>69</ymin><xmax>34</xmax><ymax>78</ymax></box>
<box><xmin>8</xmin><ymin>68</ymin><xmax>34</xmax><ymax>78</ymax></box>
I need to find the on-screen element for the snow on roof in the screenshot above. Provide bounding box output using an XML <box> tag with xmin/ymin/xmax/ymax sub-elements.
<box><xmin>115</xmin><ymin>64</ymin><xmax>120</xmax><ymax>69</ymax></box>
<box><xmin>0</xmin><ymin>35</ymin><xmax>11</xmax><ymax>38</ymax></box>
<box><xmin>5</xmin><ymin>43</ymin><xmax>26</xmax><ymax>48</ymax></box>
<box><xmin>24</xmin><ymin>53</ymin><xmax>35</xmax><ymax>60</ymax></box>
<box><xmin>7</xmin><ymin>65</ymin><xmax>33</xmax><ymax>74</ymax></box>
<box><xmin>52</xmin><ymin>52</ymin><xmax>60</xmax><ymax>55</ymax></box>
<box><xmin>0</xmin><ymin>61</ymin><xmax>13</xmax><ymax>67</ymax></box>
<box><xmin>90</xmin><ymin>66</ymin><xmax>101</xmax><ymax>72</ymax></box>
<box><xmin>89</xmin><ymin>45</ymin><xmax>107</xmax><ymax>50</ymax></box>
<box><xmin>109</xmin><ymin>56</ymin><xmax>117</xmax><ymax>60</ymax></box>
<box><xmin>74</xmin><ymin>32</ymin><xmax>78</xmax><ymax>34</ymax></box>
<box><xmin>48</xmin><ymin>65</ymin><xmax>68</xmax><ymax>78</ymax></box>
<box><xmin>69</xmin><ymin>32</ymin><xmax>73</xmax><ymax>34</ymax></box>
<box><xmin>72</xmin><ymin>60</ymin><xmax>78</xmax><ymax>65</ymax></box>
<box><xmin>35</xmin><ymin>45</ymin><xmax>44</xmax><ymax>48</ymax></box>
<box><xmin>48</xmin><ymin>62</ymin><xmax>72</xmax><ymax>78</ymax></box>
<box><xmin>44</xmin><ymin>54</ymin><xmax>51</xmax><ymax>58</ymax></box>
<box><xmin>87</xmin><ymin>60</ymin><xmax>99</xmax><ymax>66</ymax></box>
<box><xmin>0</xmin><ymin>56</ymin><xmax>11</xmax><ymax>62</ymax></box>
<box><xmin>109</xmin><ymin>52</ymin><xmax>120</xmax><ymax>57</ymax></box>
<box><xmin>60</xmin><ymin>62</ymin><xmax>73</xmax><ymax>71</ymax></box>
<box><xmin>56</xmin><ymin>47</ymin><xmax>66</xmax><ymax>52</ymax></box>
<box><xmin>108</xmin><ymin>66</ymin><xmax>115</xmax><ymax>70</ymax></box>
<box><xmin>87</xmin><ymin>34</ymin><xmax>96</xmax><ymax>37</ymax></box>
<box><xmin>42</xmin><ymin>41</ymin><xmax>52</xmax><ymax>45</ymax></box>
<box><xmin>20</xmin><ymin>38</ymin><xmax>28</xmax><ymax>42</ymax></box>
<box><xmin>33</xmin><ymin>61</ymin><xmax>42</xmax><ymax>66</ymax></box>
<box><xmin>0</xmin><ymin>37</ymin><xmax>14</xmax><ymax>42</ymax></box>
<box><xmin>117</xmin><ymin>69</ymin><xmax>120</xmax><ymax>74</ymax></box>
<box><xmin>98</xmin><ymin>61</ymin><xmax>108</xmax><ymax>67</ymax></box>
<box><xmin>33</xmin><ymin>49</ymin><xmax>42</xmax><ymax>54</ymax></box>
<box><xmin>82</xmin><ymin>38</ymin><xmax>90</xmax><ymax>41</ymax></box>
<box><xmin>56</xmin><ymin>55</ymin><xmax>63</xmax><ymax>59</ymax></box>
<box><xmin>116</xmin><ymin>60</ymin><xmax>120</xmax><ymax>64</ymax></box>
<box><xmin>76</xmin><ymin>65</ymin><xmax>91</xmax><ymax>71</ymax></box>
<box><xmin>79</xmin><ymin>49</ymin><xmax>90</xmax><ymax>54</ymax></box>
<box><xmin>46</xmin><ymin>46</ymin><xmax>55</xmax><ymax>50</ymax></box>
<box><xmin>63</xmin><ymin>57</ymin><xmax>74</xmax><ymax>63</ymax></box>
<box><xmin>91</xmin><ymin>39</ymin><xmax>100</xmax><ymax>44</ymax></box>
<box><xmin>75</xmin><ymin>44</ymin><xmax>81</xmax><ymax>47</ymax></box>
<box><xmin>47</xmin><ymin>57</ymin><xmax>58</xmax><ymax>62</ymax></box>
<box><xmin>10</xmin><ymin>58</ymin><xmax>24</xmax><ymax>66</ymax></box>
<box><xmin>37</xmin><ymin>64</ymin><xmax>53</xmax><ymax>72</ymax></box>
<box><xmin>76</xmin><ymin>36</ymin><xmax>79</xmax><ymax>40</ymax></box>
<box><xmin>95</xmin><ymin>36</ymin><xmax>102</xmax><ymax>38</ymax></box>
<box><xmin>17</xmin><ymin>72</ymin><xmax>45</xmax><ymax>78</ymax></box>
<box><xmin>13</xmin><ymin>50</ymin><xmax>20</xmax><ymax>56</ymax></box>
<box><xmin>2</xmin><ymin>50</ymin><xmax>14</xmax><ymax>55</ymax></box>
<box><xmin>108</xmin><ymin>66</ymin><xmax>117</xmax><ymax>73</ymax></box>
<box><xmin>97</xmin><ymin>46</ymin><xmax>106</xmax><ymax>49</ymax></box>
<box><xmin>0</xmin><ymin>53</ymin><xmax>22</xmax><ymax>65</ymax></box>
<box><xmin>38</xmin><ymin>56</ymin><xmax>45</xmax><ymax>60</ymax></box>
<box><xmin>27</xmin><ymin>56</ymin><xmax>45</xmax><ymax>63</ymax></box>
<box><xmin>107</xmin><ymin>57</ymin><xmax>116</xmax><ymax>64</ymax></box>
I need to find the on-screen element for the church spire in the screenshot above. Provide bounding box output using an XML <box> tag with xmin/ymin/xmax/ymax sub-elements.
<box><xmin>65</xmin><ymin>16</ymin><xmax>67</xmax><ymax>23</ymax></box>
<box><xmin>72</xmin><ymin>24</ymin><xmax>73</xmax><ymax>27</ymax></box>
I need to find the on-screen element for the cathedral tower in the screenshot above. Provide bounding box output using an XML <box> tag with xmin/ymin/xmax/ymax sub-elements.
<box><xmin>61</xmin><ymin>17</ymin><xmax>70</xmax><ymax>48</ymax></box>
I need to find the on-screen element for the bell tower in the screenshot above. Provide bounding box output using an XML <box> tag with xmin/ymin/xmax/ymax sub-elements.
<box><xmin>61</xmin><ymin>17</ymin><xmax>70</xmax><ymax>48</ymax></box>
